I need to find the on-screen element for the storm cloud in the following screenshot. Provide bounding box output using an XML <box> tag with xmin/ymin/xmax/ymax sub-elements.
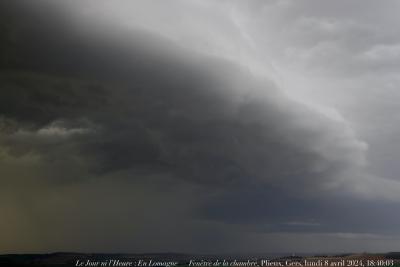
<box><xmin>1</xmin><ymin>0</ymin><xmax>400</xmax><ymax>254</ymax></box>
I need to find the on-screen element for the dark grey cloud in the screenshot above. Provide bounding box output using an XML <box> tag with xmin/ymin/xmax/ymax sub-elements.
<box><xmin>0</xmin><ymin>0</ymin><xmax>399</xmax><ymax>254</ymax></box>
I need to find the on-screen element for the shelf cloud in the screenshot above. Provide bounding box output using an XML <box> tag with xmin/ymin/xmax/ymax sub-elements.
<box><xmin>1</xmin><ymin>0</ymin><xmax>400</xmax><ymax>254</ymax></box>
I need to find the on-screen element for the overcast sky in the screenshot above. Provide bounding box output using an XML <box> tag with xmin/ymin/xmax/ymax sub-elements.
<box><xmin>1</xmin><ymin>0</ymin><xmax>400</xmax><ymax>254</ymax></box>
